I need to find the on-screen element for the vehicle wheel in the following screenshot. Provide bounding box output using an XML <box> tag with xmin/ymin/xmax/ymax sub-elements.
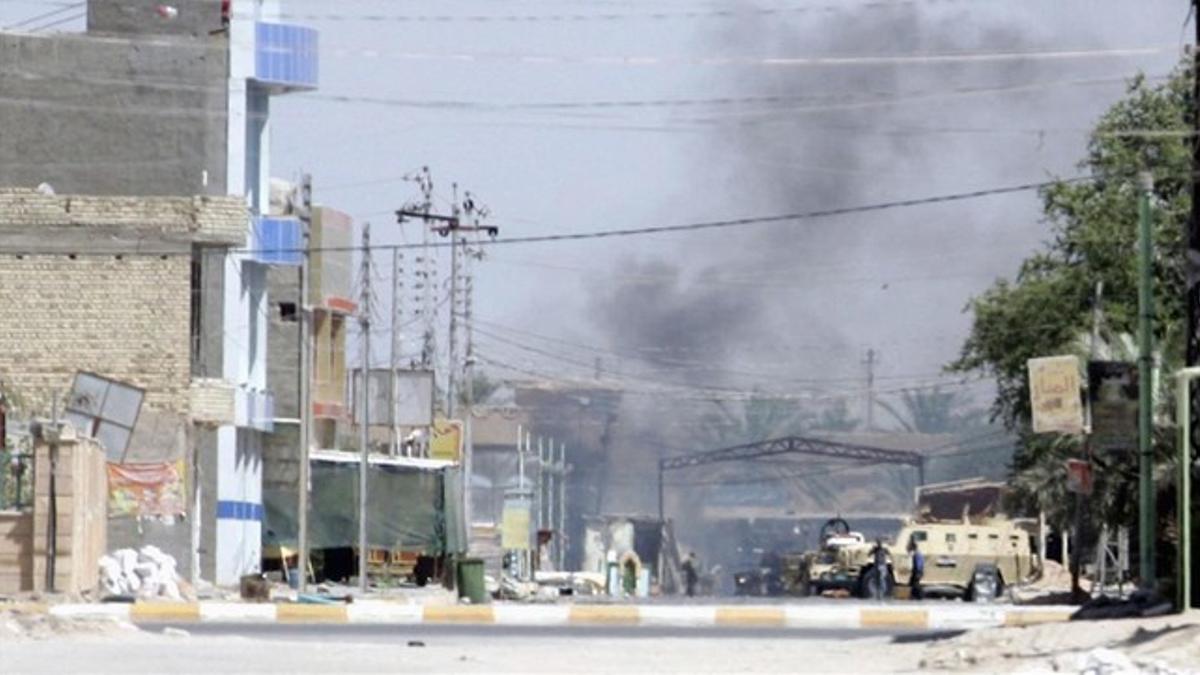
<box><xmin>859</xmin><ymin>567</ymin><xmax>894</xmax><ymax>599</ymax></box>
<box><xmin>968</xmin><ymin>565</ymin><xmax>999</xmax><ymax>602</ymax></box>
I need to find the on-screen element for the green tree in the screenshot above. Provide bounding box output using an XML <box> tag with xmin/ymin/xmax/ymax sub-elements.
<box><xmin>950</xmin><ymin>65</ymin><xmax>1190</xmax><ymax>536</ymax></box>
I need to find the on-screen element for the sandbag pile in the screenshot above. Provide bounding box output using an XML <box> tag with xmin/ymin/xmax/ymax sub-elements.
<box><xmin>98</xmin><ymin>546</ymin><xmax>183</xmax><ymax>600</ymax></box>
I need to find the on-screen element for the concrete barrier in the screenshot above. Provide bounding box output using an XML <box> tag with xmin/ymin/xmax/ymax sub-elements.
<box><xmin>29</xmin><ymin>602</ymin><xmax>1076</xmax><ymax>630</ymax></box>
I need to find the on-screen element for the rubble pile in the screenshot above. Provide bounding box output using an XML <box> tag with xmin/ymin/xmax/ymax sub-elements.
<box><xmin>920</xmin><ymin>612</ymin><xmax>1200</xmax><ymax>673</ymax></box>
<box><xmin>99</xmin><ymin>546</ymin><xmax>184</xmax><ymax>601</ymax></box>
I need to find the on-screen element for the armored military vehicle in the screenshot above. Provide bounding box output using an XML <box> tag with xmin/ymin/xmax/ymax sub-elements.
<box><xmin>800</xmin><ymin>517</ymin><xmax>1038</xmax><ymax>600</ymax></box>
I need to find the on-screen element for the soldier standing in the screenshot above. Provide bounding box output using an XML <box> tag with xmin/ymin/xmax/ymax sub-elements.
<box><xmin>908</xmin><ymin>540</ymin><xmax>925</xmax><ymax>600</ymax></box>
<box><xmin>682</xmin><ymin>552</ymin><xmax>699</xmax><ymax>597</ymax></box>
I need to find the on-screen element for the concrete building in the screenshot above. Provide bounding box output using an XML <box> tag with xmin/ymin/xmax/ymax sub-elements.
<box><xmin>0</xmin><ymin>0</ymin><xmax>319</xmax><ymax>584</ymax></box>
<box><xmin>262</xmin><ymin>203</ymin><xmax>355</xmax><ymax>545</ymax></box>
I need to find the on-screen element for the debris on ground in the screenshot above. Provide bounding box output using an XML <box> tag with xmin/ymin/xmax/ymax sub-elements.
<box><xmin>99</xmin><ymin>546</ymin><xmax>189</xmax><ymax>601</ymax></box>
<box><xmin>533</xmin><ymin>571</ymin><xmax>606</xmax><ymax>596</ymax></box>
<box><xmin>496</xmin><ymin>576</ymin><xmax>538</xmax><ymax>601</ymax></box>
<box><xmin>0</xmin><ymin>609</ymin><xmax>139</xmax><ymax>642</ymax></box>
<box><xmin>920</xmin><ymin>611</ymin><xmax>1200</xmax><ymax>673</ymax></box>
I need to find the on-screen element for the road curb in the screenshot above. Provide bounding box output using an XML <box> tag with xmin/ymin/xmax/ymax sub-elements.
<box><xmin>20</xmin><ymin>602</ymin><xmax>1077</xmax><ymax>629</ymax></box>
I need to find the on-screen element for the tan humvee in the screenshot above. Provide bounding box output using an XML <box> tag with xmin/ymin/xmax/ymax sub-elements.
<box><xmin>806</xmin><ymin>518</ymin><xmax>1039</xmax><ymax>600</ymax></box>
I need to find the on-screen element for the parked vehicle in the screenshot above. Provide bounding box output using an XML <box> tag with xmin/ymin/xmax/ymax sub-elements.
<box><xmin>799</xmin><ymin>517</ymin><xmax>1039</xmax><ymax>600</ymax></box>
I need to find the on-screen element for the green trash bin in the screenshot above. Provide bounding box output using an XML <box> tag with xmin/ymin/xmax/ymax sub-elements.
<box><xmin>456</xmin><ymin>558</ymin><xmax>489</xmax><ymax>604</ymax></box>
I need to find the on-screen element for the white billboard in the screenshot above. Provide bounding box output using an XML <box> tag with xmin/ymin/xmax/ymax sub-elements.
<box><xmin>350</xmin><ymin>368</ymin><xmax>434</xmax><ymax>427</ymax></box>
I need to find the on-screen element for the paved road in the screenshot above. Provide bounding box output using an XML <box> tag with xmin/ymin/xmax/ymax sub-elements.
<box><xmin>143</xmin><ymin>620</ymin><xmax>944</xmax><ymax>641</ymax></box>
<box><xmin>4</xmin><ymin>622</ymin><xmax>949</xmax><ymax>673</ymax></box>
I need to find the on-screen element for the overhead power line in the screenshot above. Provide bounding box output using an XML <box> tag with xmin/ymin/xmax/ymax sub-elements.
<box><xmin>0</xmin><ymin>174</ymin><xmax>1157</xmax><ymax>260</ymax></box>
<box><xmin>466</xmin><ymin>314</ymin><xmax>972</xmax><ymax>385</ymax></box>
<box><xmin>230</xmin><ymin>1</ymin><xmax>963</xmax><ymax>24</ymax></box>
<box><xmin>1</xmin><ymin>1</ymin><xmax>81</xmax><ymax>30</ymax></box>
<box><xmin>319</xmin><ymin>45</ymin><xmax>1178</xmax><ymax>68</ymax></box>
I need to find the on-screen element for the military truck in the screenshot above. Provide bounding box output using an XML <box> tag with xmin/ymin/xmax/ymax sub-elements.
<box><xmin>800</xmin><ymin>517</ymin><xmax>1038</xmax><ymax>600</ymax></box>
<box><xmin>794</xmin><ymin>518</ymin><xmax>866</xmax><ymax>596</ymax></box>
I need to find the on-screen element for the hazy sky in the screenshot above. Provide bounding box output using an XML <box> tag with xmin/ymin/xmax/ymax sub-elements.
<box><xmin>0</xmin><ymin>0</ymin><xmax>1189</xmax><ymax>409</ymax></box>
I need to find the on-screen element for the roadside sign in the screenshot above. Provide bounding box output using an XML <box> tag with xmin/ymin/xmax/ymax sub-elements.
<box><xmin>430</xmin><ymin>418</ymin><xmax>463</xmax><ymax>462</ymax></box>
<box><xmin>501</xmin><ymin>491</ymin><xmax>532</xmax><ymax>550</ymax></box>
<box><xmin>1028</xmin><ymin>355</ymin><xmax>1084</xmax><ymax>434</ymax></box>
<box><xmin>1065</xmin><ymin>459</ymin><xmax>1094</xmax><ymax>495</ymax></box>
<box><xmin>1088</xmin><ymin>361</ymin><xmax>1138</xmax><ymax>454</ymax></box>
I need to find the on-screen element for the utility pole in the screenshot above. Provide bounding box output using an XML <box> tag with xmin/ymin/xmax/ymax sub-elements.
<box><xmin>395</xmin><ymin>177</ymin><xmax>498</xmax><ymax>417</ymax></box>
<box><xmin>447</xmin><ymin>231</ymin><xmax>460</xmax><ymax>416</ymax></box>
<box><xmin>546</xmin><ymin>439</ymin><xmax>555</xmax><ymax>567</ymax></box>
<box><xmin>296</xmin><ymin>173</ymin><xmax>313</xmax><ymax>593</ymax></box>
<box><xmin>537</xmin><ymin>436</ymin><xmax>545</xmax><ymax>534</ymax></box>
<box><xmin>1074</xmin><ymin>281</ymin><xmax>1103</xmax><ymax>600</ymax></box>
<box><xmin>557</xmin><ymin>443</ymin><xmax>567</xmax><ymax>570</ymax></box>
<box><xmin>1137</xmin><ymin>172</ymin><xmax>1156</xmax><ymax>589</ymax></box>
<box><xmin>1185</xmin><ymin>0</ymin><xmax>1200</xmax><ymax>607</ymax></box>
<box><xmin>396</xmin><ymin>174</ymin><xmax>497</xmax><ymax>560</ymax></box>
<box><xmin>462</xmin><ymin>252</ymin><xmax>475</xmax><ymax>540</ymax></box>
<box><xmin>863</xmin><ymin>349</ymin><xmax>877</xmax><ymax>430</ymax></box>
<box><xmin>358</xmin><ymin>221</ymin><xmax>372</xmax><ymax>593</ymax></box>
<box><xmin>45</xmin><ymin>392</ymin><xmax>59</xmax><ymax>592</ymax></box>
<box><xmin>390</xmin><ymin>247</ymin><xmax>403</xmax><ymax>455</ymax></box>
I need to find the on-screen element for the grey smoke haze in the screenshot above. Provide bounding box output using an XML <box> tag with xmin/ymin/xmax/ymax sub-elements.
<box><xmin>591</xmin><ymin>0</ymin><xmax>1175</xmax><ymax>394</ymax></box>
<box><xmin>591</xmin><ymin>1</ymin><xmax>1183</xmax><ymax>527</ymax></box>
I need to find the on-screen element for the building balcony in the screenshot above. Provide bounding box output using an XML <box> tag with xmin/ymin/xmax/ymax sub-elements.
<box><xmin>235</xmin><ymin>387</ymin><xmax>275</xmax><ymax>433</ymax></box>
<box><xmin>251</xmin><ymin>216</ymin><xmax>302</xmax><ymax>266</ymax></box>
<box><xmin>254</xmin><ymin>21</ymin><xmax>319</xmax><ymax>93</ymax></box>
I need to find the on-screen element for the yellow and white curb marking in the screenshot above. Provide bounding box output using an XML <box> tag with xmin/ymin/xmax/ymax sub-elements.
<box><xmin>29</xmin><ymin>602</ymin><xmax>1076</xmax><ymax>630</ymax></box>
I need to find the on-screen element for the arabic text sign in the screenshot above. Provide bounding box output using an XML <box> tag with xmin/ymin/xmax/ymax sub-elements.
<box><xmin>1028</xmin><ymin>355</ymin><xmax>1084</xmax><ymax>434</ymax></box>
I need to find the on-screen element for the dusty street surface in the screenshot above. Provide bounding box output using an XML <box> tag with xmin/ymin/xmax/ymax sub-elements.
<box><xmin>2</xmin><ymin>623</ymin><xmax>925</xmax><ymax>674</ymax></box>
<box><xmin>3</xmin><ymin>610</ymin><xmax>1199</xmax><ymax>674</ymax></box>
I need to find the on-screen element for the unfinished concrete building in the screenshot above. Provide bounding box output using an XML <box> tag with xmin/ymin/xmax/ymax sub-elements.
<box><xmin>0</xmin><ymin>0</ymin><xmax>319</xmax><ymax>584</ymax></box>
<box><xmin>0</xmin><ymin>188</ymin><xmax>246</xmax><ymax>579</ymax></box>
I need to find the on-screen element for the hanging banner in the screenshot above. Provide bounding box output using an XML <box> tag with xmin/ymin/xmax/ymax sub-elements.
<box><xmin>1087</xmin><ymin>361</ymin><xmax>1138</xmax><ymax>454</ymax></box>
<box><xmin>430</xmin><ymin>418</ymin><xmax>463</xmax><ymax>463</ymax></box>
<box><xmin>107</xmin><ymin>461</ymin><xmax>186</xmax><ymax>518</ymax></box>
<box><xmin>1028</xmin><ymin>355</ymin><xmax>1085</xmax><ymax>434</ymax></box>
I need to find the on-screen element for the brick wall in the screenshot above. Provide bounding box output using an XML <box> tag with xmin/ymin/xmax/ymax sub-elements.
<box><xmin>0</xmin><ymin>191</ymin><xmax>246</xmax><ymax>246</ymax></box>
<box><xmin>31</xmin><ymin>435</ymin><xmax>108</xmax><ymax>595</ymax></box>
<box><xmin>0</xmin><ymin>255</ymin><xmax>192</xmax><ymax>416</ymax></box>
<box><xmin>0</xmin><ymin>191</ymin><xmax>247</xmax><ymax>417</ymax></box>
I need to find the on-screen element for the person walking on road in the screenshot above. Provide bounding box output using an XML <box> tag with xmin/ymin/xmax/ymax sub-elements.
<box><xmin>682</xmin><ymin>552</ymin><xmax>699</xmax><ymax>597</ymax></box>
<box><xmin>908</xmin><ymin>540</ymin><xmax>925</xmax><ymax>600</ymax></box>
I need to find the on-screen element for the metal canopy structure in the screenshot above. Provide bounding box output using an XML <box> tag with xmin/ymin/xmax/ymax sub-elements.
<box><xmin>656</xmin><ymin>435</ymin><xmax>927</xmax><ymax>524</ymax></box>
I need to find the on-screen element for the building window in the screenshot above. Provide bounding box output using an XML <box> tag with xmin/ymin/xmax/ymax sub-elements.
<box><xmin>278</xmin><ymin>302</ymin><xmax>297</xmax><ymax>321</ymax></box>
<box><xmin>190</xmin><ymin>249</ymin><xmax>204</xmax><ymax>376</ymax></box>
